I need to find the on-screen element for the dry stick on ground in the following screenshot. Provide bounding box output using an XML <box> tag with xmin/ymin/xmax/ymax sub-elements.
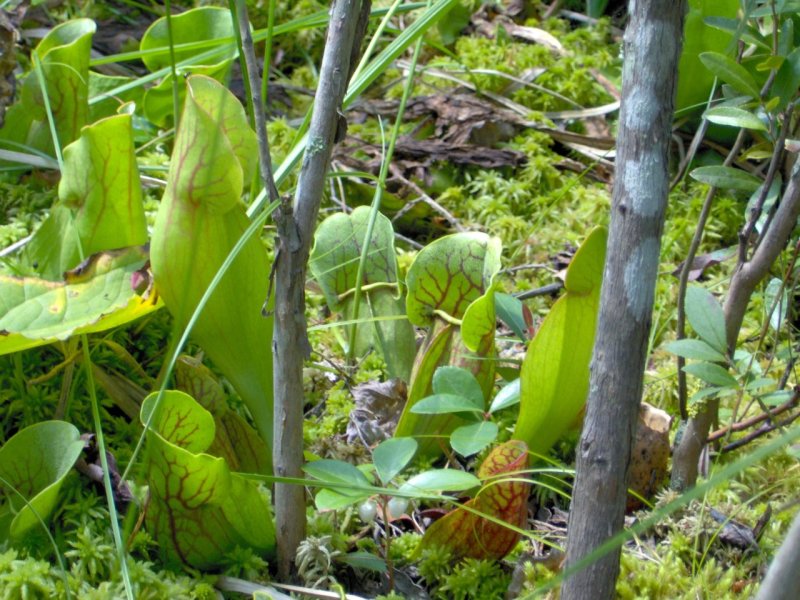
<box><xmin>387</xmin><ymin>163</ymin><xmax>465</xmax><ymax>231</ymax></box>
<box><xmin>671</xmin><ymin>121</ymin><xmax>800</xmax><ymax>490</ymax></box>
<box><xmin>272</xmin><ymin>0</ymin><xmax>370</xmax><ymax>579</ymax></box>
<box><xmin>560</xmin><ymin>2</ymin><xmax>687</xmax><ymax>599</ymax></box>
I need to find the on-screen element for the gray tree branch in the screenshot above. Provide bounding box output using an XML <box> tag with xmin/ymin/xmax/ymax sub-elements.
<box><xmin>671</xmin><ymin>157</ymin><xmax>800</xmax><ymax>490</ymax></box>
<box><xmin>233</xmin><ymin>0</ymin><xmax>279</xmax><ymax>202</ymax></box>
<box><xmin>754</xmin><ymin>509</ymin><xmax>800</xmax><ymax>600</ymax></box>
<box><xmin>562</xmin><ymin>1</ymin><xmax>687</xmax><ymax>598</ymax></box>
<box><xmin>272</xmin><ymin>0</ymin><xmax>368</xmax><ymax>578</ymax></box>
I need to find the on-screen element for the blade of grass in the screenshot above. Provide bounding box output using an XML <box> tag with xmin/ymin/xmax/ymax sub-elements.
<box><xmin>232</xmin><ymin>0</ymin><xmax>280</xmax><ymax>204</ymax></box>
<box><xmin>88</xmin><ymin>4</ymin><xmax>427</xmax><ymax>68</ymax></box>
<box><xmin>32</xmin><ymin>51</ymin><xmax>64</xmax><ymax>171</ymax></box>
<box><xmin>247</xmin><ymin>0</ymin><xmax>461</xmax><ymax>216</ymax></box>
<box><xmin>81</xmin><ymin>335</ymin><xmax>134</xmax><ymax>600</ymax></box>
<box><xmin>87</xmin><ymin>4</ymin><xmax>427</xmax><ymax>116</ymax></box>
<box><xmin>346</xmin><ymin>3</ymin><xmax>427</xmax><ymax>362</ymax></box>
<box><xmin>120</xmin><ymin>200</ymin><xmax>280</xmax><ymax>484</ymax></box>
<box><xmin>260</xmin><ymin>0</ymin><xmax>277</xmax><ymax>115</ymax></box>
<box><xmin>350</xmin><ymin>0</ymin><xmax>404</xmax><ymax>82</ymax></box>
<box><xmin>162</xmin><ymin>0</ymin><xmax>181</xmax><ymax>125</ymax></box>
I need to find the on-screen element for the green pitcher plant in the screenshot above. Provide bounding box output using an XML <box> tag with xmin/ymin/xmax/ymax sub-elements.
<box><xmin>149</xmin><ymin>75</ymin><xmax>274</xmax><ymax>472</ymax></box>
<box><xmin>395</xmin><ymin>231</ymin><xmax>502</xmax><ymax>456</ymax></box>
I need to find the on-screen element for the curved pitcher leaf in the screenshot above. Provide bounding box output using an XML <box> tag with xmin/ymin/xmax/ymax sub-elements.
<box><xmin>310</xmin><ymin>207</ymin><xmax>400</xmax><ymax>311</ymax></box>
<box><xmin>25</xmin><ymin>114</ymin><xmax>147</xmax><ymax>279</ymax></box>
<box><xmin>394</xmin><ymin>321</ymin><xmax>459</xmax><ymax>452</ymax></box>
<box><xmin>10</xmin><ymin>19</ymin><xmax>96</xmax><ymax>152</ymax></box>
<box><xmin>150</xmin><ymin>75</ymin><xmax>273</xmax><ymax>465</ymax></box>
<box><xmin>461</xmin><ymin>281</ymin><xmax>499</xmax><ymax>353</ymax></box>
<box><xmin>418</xmin><ymin>440</ymin><xmax>530</xmax><ymax>560</ymax></box>
<box><xmin>140</xmin><ymin>391</ymin><xmax>275</xmax><ymax>569</ymax></box>
<box><xmin>406</xmin><ymin>232</ymin><xmax>501</xmax><ymax>326</ymax></box>
<box><xmin>397</xmin><ymin>233</ymin><xmax>502</xmax><ymax>456</ymax></box>
<box><xmin>0</xmin><ymin>246</ymin><xmax>159</xmax><ymax>356</ymax></box>
<box><xmin>175</xmin><ymin>355</ymin><xmax>271</xmax><ymax>474</ymax></box>
<box><xmin>0</xmin><ymin>421</ymin><xmax>84</xmax><ymax>541</ymax></box>
<box><xmin>140</xmin><ymin>7</ymin><xmax>237</xmax><ymax>126</ymax></box>
<box><xmin>310</xmin><ymin>206</ymin><xmax>415</xmax><ymax>380</ymax></box>
<box><xmin>513</xmin><ymin>227</ymin><xmax>607</xmax><ymax>456</ymax></box>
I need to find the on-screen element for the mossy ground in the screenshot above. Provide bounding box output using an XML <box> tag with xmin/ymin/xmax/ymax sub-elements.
<box><xmin>0</xmin><ymin>1</ymin><xmax>797</xmax><ymax>598</ymax></box>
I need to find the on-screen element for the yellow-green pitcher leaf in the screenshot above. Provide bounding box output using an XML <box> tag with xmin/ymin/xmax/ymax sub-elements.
<box><xmin>25</xmin><ymin>114</ymin><xmax>146</xmax><ymax>279</ymax></box>
<box><xmin>0</xmin><ymin>246</ymin><xmax>158</xmax><ymax>355</ymax></box>
<box><xmin>310</xmin><ymin>207</ymin><xmax>415</xmax><ymax>380</ymax></box>
<box><xmin>150</xmin><ymin>75</ymin><xmax>273</xmax><ymax>467</ymax></box>
<box><xmin>140</xmin><ymin>391</ymin><xmax>275</xmax><ymax>569</ymax></box>
<box><xmin>0</xmin><ymin>421</ymin><xmax>84</xmax><ymax>541</ymax></box>
<box><xmin>513</xmin><ymin>227</ymin><xmax>607</xmax><ymax>456</ymax></box>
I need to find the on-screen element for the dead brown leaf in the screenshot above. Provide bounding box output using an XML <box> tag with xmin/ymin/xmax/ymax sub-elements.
<box><xmin>346</xmin><ymin>378</ymin><xmax>408</xmax><ymax>446</ymax></box>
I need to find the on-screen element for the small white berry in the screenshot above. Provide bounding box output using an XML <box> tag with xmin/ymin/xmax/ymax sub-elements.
<box><xmin>358</xmin><ymin>500</ymin><xmax>378</xmax><ymax>523</ymax></box>
<box><xmin>387</xmin><ymin>497</ymin><xmax>409</xmax><ymax>519</ymax></box>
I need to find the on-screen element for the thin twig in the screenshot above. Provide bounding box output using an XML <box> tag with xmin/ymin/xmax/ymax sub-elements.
<box><xmin>543</xmin><ymin>0</ymin><xmax>563</xmax><ymax>20</ymax></box>
<box><xmin>272</xmin><ymin>0</ymin><xmax>369</xmax><ymax>578</ymax></box>
<box><xmin>233</xmin><ymin>0</ymin><xmax>279</xmax><ymax>202</ymax></box>
<box><xmin>738</xmin><ymin>108</ymin><xmax>791</xmax><ymax>265</ymax></box>
<box><xmin>388</xmin><ymin>163</ymin><xmax>465</xmax><ymax>231</ymax></box>
<box><xmin>675</xmin><ymin>129</ymin><xmax>746</xmax><ymax>420</ymax></box>
<box><xmin>500</xmin><ymin>263</ymin><xmax>555</xmax><ymax>275</ymax></box>
<box><xmin>707</xmin><ymin>388</ymin><xmax>799</xmax><ymax>443</ymax></box>
<box><xmin>717</xmin><ymin>410</ymin><xmax>800</xmax><ymax>454</ymax></box>
<box><xmin>515</xmin><ymin>282</ymin><xmax>564</xmax><ymax>300</ymax></box>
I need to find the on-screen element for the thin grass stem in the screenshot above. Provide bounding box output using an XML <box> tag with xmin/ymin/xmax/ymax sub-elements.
<box><xmin>81</xmin><ymin>336</ymin><xmax>135</xmax><ymax>600</ymax></box>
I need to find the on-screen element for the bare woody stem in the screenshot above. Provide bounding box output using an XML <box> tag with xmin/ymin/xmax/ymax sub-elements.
<box><xmin>671</xmin><ymin>148</ymin><xmax>800</xmax><ymax>491</ymax></box>
<box><xmin>233</xmin><ymin>0</ymin><xmax>279</xmax><ymax>202</ymax></box>
<box><xmin>271</xmin><ymin>0</ymin><xmax>368</xmax><ymax>579</ymax></box>
<box><xmin>562</xmin><ymin>1</ymin><xmax>687</xmax><ymax>598</ymax></box>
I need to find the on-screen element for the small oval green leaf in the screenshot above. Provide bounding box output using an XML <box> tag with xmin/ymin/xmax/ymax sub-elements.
<box><xmin>490</xmin><ymin>378</ymin><xmax>521</xmax><ymax>413</ymax></box>
<box><xmin>495</xmin><ymin>293</ymin><xmax>528</xmax><ymax>341</ymax></box>
<box><xmin>764</xmin><ymin>278</ymin><xmax>788</xmax><ymax>332</ymax></box>
<box><xmin>690</xmin><ymin>166</ymin><xmax>762</xmax><ymax>192</ymax></box>
<box><xmin>685</xmin><ymin>286</ymin><xmax>728</xmax><ymax>353</ymax></box>
<box><xmin>703</xmin><ymin>106</ymin><xmax>767</xmax><ymax>132</ymax></box>
<box><xmin>373</xmin><ymin>437</ymin><xmax>417</xmax><ymax>485</ymax></box>
<box><xmin>304</xmin><ymin>459</ymin><xmax>372</xmax><ymax>489</ymax></box>
<box><xmin>450</xmin><ymin>421</ymin><xmax>499</xmax><ymax>457</ymax></box>
<box><xmin>683</xmin><ymin>362</ymin><xmax>738</xmax><ymax>387</ymax></box>
<box><xmin>663</xmin><ymin>339</ymin><xmax>727</xmax><ymax>362</ymax></box>
<box><xmin>699</xmin><ymin>51</ymin><xmax>760</xmax><ymax>98</ymax></box>
<box><xmin>432</xmin><ymin>366</ymin><xmax>484</xmax><ymax>408</ymax></box>
<box><xmin>400</xmin><ymin>469</ymin><xmax>481</xmax><ymax>494</ymax></box>
<box><xmin>410</xmin><ymin>394</ymin><xmax>485</xmax><ymax>415</ymax></box>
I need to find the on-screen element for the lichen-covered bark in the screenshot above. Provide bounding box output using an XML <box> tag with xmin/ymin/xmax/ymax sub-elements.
<box><xmin>755</xmin><ymin>509</ymin><xmax>800</xmax><ymax>600</ymax></box>
<box><xmin>561</xmin><ymin>2</ymin><xmax>687</xmax><ymax>598</ymax></box>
